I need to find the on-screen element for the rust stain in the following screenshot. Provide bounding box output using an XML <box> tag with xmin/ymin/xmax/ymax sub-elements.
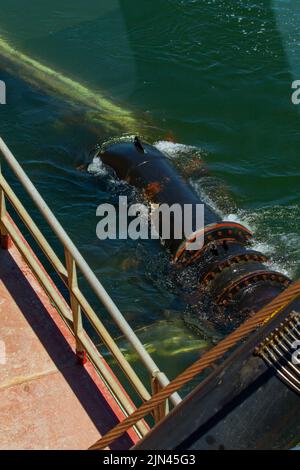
<box><xmin>144</xmin><ymin>181</ymin><xmax>163</xmax><ymax>199</ymax></box>
<box><xmin>164</xmin><ymin>131</ymin><xmax>175</xmax><ymax>142</ymax></box>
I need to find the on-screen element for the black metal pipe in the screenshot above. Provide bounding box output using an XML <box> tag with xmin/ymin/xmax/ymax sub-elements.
<box><xmin>96</xmin><ymin>137</ymin><xmax>300</xmax><ymax>449</ymax></box>
<box><xmin>99</xmin><ymin>138</ymin><xmax>290</xmax><ymax>330</ymax></box>
<box><xmin>100</xmin><ymin>139</ymin><xmax>219</xmax><ymax>253</ymax></box>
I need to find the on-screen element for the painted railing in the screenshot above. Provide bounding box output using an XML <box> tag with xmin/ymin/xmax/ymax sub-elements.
<box><xmin>0</xmin><ymin>137</ymin><xmax>181</xmax><ymax>439</ymax></box>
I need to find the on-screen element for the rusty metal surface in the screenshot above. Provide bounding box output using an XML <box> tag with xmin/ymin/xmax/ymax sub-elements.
<box><xmin>0</xmin><ymin>239</ymin><xmax>138</xmax><ymax>449</ymax></box>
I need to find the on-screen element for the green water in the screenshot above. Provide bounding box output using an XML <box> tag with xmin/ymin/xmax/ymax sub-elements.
<box><xmin>0</xmin><ymin>0</ymin><xmax>300</xmax><ymax>385</ymax></box>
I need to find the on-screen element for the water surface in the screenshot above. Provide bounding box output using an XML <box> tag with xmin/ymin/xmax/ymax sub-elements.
<box><xmin>0</xmin><ymin>0</ymin><xmax>300</xmax><ymax>388</ymax></box>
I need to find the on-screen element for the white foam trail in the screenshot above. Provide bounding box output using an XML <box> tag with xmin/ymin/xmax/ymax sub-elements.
<box><xmin>154</xmin><ymin>140</ymin><xmax>201</xmax><ymax>159</ymax></box>
<box><xmin>88</xmin><ymin>138</ymin><xmax>298</xmax><ymax>278</ymax></box>
<box><xmin>222</xmin><ymin>208</ymin><xmax>298</xmax><ymax>278</ymax></box>
<box><xmin>87</xmin><ymin>155</ymin><xmax>108</xmax><ymax>177</ymax></box>
<box><xmin>190</xmin><ymin>180</ymin><xmax>225</xmax><ymax>218</ymax></box>
<box><xmin>156</xmin><ymin>141</ymin><xmax>299</xmax><ymax>278</ymax></box>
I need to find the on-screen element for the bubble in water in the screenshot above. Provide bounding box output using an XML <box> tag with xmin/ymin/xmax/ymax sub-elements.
<box><xmin>87</xmin><ymin>155</ymin><xmax>108</xmax><ymax>176</ymax></box>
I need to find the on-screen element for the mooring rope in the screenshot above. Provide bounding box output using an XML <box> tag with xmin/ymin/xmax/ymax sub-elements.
<box><xmin>89</xmin><ymin>279</ymin><xmax>300</xmax><ymax>450</ymax></box>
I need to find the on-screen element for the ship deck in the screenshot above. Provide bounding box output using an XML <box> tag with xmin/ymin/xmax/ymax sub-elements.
<box><xmin>0</xmin><ymin>238</ymin><xmax>136</xmax><ymax>450</ymax></box>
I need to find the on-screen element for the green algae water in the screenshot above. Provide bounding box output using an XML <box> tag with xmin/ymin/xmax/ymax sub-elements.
<box><xmin>0</xmin><ymin>0</ymin><xmax>300</xmax><ymax>390</ymax></box>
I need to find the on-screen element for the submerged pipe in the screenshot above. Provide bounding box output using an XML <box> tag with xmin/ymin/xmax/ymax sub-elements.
<box><xmin>96</xmin><ymin>137</ymin><xmax>300</xmax><ymax>449</ymax></box>
<box><xmin>0</xmin><ymin>36</ymin><xmax>140</xmax><ymax>134</ymax></box>
<box><xmin>99</xmin><ymin>137</ymin><xmax>291</xmax><ymax>330</ymax></box>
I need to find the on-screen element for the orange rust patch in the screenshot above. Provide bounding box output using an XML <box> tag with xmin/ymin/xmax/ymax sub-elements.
<box><xmin>165</xmin><ymin>131</ymin><xmax>175</xmax><ymax>142</ymax></box>
<box><xmin>144</xmin><ymin>181</ymin><xmax>163</xmax><ymax>199</ymax></box>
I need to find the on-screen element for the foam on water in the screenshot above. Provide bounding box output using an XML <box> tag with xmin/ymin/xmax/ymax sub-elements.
<box><xmin>87</xmin><ymin>155</ymin><xmax>108</xmax><ymax>177</ymax></box>
<box><xmin>154</xmin><ymin>140</ymin><xmax>202</xmax><ymax>160</ymax></box>
<box><xmin>223</xmin><ymin>207</ymin><xmax>299</xmax><ymax>278</ymax></box>
<box><xmin>87</xmin><ymin>138</ymin><xmax>299</xmax><ymax>279</ymax></box>
<box><xmin>155</xmin><ymin>140</ymin><xmax>300</xmax><ymax>279</ymax></box>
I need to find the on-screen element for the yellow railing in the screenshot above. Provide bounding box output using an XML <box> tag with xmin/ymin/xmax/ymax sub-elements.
<box><xmin>0</xmin><ymin>137</ymin><xmax>181</xmax><ymax>440</ymax></box>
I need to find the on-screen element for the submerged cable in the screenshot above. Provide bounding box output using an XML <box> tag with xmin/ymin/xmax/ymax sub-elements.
<box><xmin>0</xmin><ymin>35</ymin><xmax>140</xmax><ymax>134</ymax></box>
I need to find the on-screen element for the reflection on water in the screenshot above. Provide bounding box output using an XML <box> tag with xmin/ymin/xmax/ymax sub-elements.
<box><xmin>100</xmin><ymin>319</ymin><xmax>213</xmax><ymax>397</ymax></box>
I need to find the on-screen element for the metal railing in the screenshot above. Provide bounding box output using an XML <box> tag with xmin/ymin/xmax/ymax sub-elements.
<box><xmin>0</xmin><ymin>137</ymin><xmax>181</xmax><ymax>439</ymax></box>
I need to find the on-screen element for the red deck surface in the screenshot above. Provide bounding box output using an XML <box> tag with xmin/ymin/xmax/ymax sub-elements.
<box><xmin>0</xmin><ymin>237</ymin><xmax>139</xmax><ymax>450</ymax></box>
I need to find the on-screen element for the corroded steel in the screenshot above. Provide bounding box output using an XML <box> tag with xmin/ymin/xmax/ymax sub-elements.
<box><xmin>91</xmin><ymin>137</ymin><xmax>300</xmax><ymax>450</ymax></box>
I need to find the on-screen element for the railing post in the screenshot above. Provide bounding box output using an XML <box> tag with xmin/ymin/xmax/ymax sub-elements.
<box><xmin>65</xmin><ymin>248</ymin><xmax>86</xmax><ymax>365</ymax></box>
<box><xmin>151</xmin><ymin>371</ymin><xmax>169</xmax><ymax>424</ymax></box>
<box><xmin>0</xmin><ymin>137</ymin><xmax>182</xmax><ymax>408</ymax></box>
<box><xmin>0</xmin><ymin>163</ymin><xmax>12</xmax><ymax>249</ymax></box>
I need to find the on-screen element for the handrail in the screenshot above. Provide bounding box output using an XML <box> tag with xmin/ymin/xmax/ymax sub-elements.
<box><xmin>0</xmin><ymin>137</ymin><xmax>181</xmax><ymax>436</ymax></box>
<box><xmin>0</xmin><ymin>173</ymin><xmax>150</xmax><ymax>400</ymax></box>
